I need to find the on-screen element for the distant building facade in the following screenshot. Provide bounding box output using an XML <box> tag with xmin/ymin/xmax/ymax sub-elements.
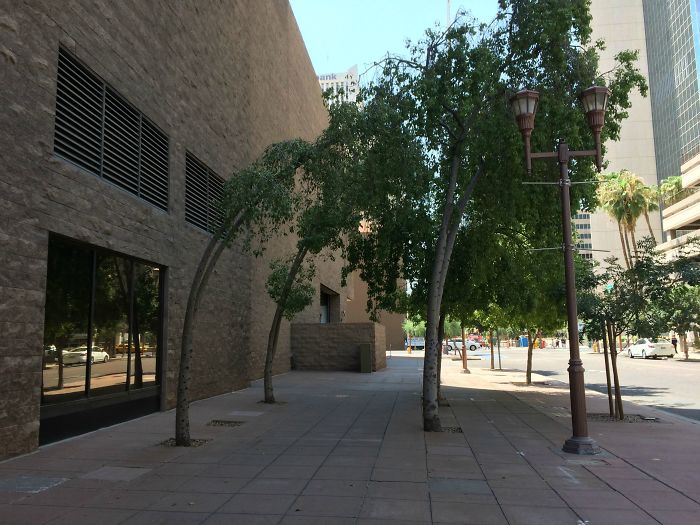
<box><xmin>318</xmin><ymin>65</ymin><xmax>359</xmax><ymax>102</ymax></box>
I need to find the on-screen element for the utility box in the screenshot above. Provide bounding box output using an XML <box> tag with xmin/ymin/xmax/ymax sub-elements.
<box><xmin>359</xmin><ymin>343</ymin><xmax>372</xmax><ymax>373</ymax></box>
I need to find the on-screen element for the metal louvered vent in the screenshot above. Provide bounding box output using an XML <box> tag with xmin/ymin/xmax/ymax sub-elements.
<box><xmin>54</xmin><ymin>47</ymin><xmax>169</xmax><ymax>211</ymax></box>
<box><xmin>185</xmin><ymin>152</ymin><xmax>224</xmax><ymax>233</ymax></box>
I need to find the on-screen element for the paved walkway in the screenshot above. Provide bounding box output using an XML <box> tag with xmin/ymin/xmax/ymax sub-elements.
<box><xmin>1</xmin><ymin>354</ymin><xmax>699</xmax><ymax>524</ymax></box>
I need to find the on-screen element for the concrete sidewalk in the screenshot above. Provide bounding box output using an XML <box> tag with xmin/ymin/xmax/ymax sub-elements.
<box><xmin>1</xmin><ymin>355</ymin><xmax>699</xmax><ymax>524</ymax></box>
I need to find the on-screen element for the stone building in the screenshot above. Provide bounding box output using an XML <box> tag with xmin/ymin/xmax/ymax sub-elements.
<box><xmin>0</xmin><ymin>1</ymin><xmax>358</xmax><ymax>460</ymax></box>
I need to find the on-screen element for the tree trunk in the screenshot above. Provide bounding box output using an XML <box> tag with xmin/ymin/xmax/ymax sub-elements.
<box><xmin>607</xmin><ymin>322</ymin><xmax>624</xmax><ymax>420</ymax></box>
<box><xmin>176</xmin><ymin>213</ymin><xmax>244</xmax><ymax>446</ymax></box>
<box><xmin>489</xmin><ymin>329</ymin><xmax>494</xmax><ymax>370</ymax></box>
<box><xmin>624</xmin><ymin>228</ymin><xmax>634</xmax><ymax>269</ymax></box>
<box><xmin>526</xmin><ymin>329</ymin><xmax>534</xmax><ymax>385</ymax></box>
<box><xmin>618</xmin><ymin>221</ymin><xmax>631</xmax><ymax>269</ymax></box>
<box><xmin>643</xmin><ymin>211</ymin><xmax>656</xmax><ymax>244</ymax></box>
<box><xmin>423</xmin><ymin>313</ymin><xmax>442</xmax><ymax>431</ymax></box>
<box><xmin>57</xmin><ymin>347</ymin><xmax>64</xmax><ymax>389</ymax></box>
<box><xmin>629</xmin><ymin>227</ymin><xmax>638</xmax><ymax>261</ymax></box>
<box><xmin>601</xmin><ymin>322</ymin><xmax>614</xmax><ymax>417</ymax></box>
<box><xmin>132</xmin><ymin>311</ymin><xmax>143</xmax><ymax>388</ymax></box>
<box><xmin>264</xmin><ymin>247</ymin><xmax>309</xmax><ymax>403</ymax></box>
<box><xmin>437</xmin><ymin>312</ymin><xmax>446</xmax><ymax>403</ymax></box>
<box><xmin>496</xmin><ymin>329</ymin><xmax>502</xmax><ymax>370</ymax></box>
<box><xmin>682</xmin><ymin>333</ymin><xmax>689</xmax><ymax>360</ymax></box>
<box><xmin>422</xmin><ymin>160</ymin><xmax>483</xmax><ymax>432</ymax></box>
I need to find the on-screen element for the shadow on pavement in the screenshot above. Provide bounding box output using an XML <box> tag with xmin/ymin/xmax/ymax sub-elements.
<box><xmin>586</xmin><ymin>382</ymin><xmax>669</xmax><ymax>398</ymax></box>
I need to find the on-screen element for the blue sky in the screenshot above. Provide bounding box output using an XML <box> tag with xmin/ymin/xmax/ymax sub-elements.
<box><xmin>290</xmin><ymin>0</ymin><xmax>499</xmax><ymax>76</ymax></box>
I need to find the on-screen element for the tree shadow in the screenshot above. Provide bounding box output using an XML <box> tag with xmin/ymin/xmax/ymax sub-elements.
<box><xmin>586</xmin><ymin>383</ymin><xmax>669</xmax><ymax>398</ymax></box>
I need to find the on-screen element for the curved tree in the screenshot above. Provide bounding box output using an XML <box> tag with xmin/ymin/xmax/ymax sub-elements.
<box><xmin>176</xmin><ymin>141</ymin><xmax>310</xmax><ymax>446</ymax></box>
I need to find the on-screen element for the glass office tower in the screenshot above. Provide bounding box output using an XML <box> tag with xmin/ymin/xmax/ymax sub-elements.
<box><xmin>643</xmin><ymin>0</ymin><xmax>700</xmax><ymax>181</ymax></box>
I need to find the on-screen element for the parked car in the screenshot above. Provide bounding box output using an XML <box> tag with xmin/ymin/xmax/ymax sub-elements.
<box><xmin>627</xmin><ymin>338</ymin><xmax>675</xmax><ymax>359</ymax></box>
<box><xmin>43</xmin><ymin>344</ymin><xmax>57</xmax><ymax>359</ymax></box>
<box><xmin>447</xmin><ymin>338</ymin><xmax>482</xmax><ymax>352</ymax></box>
<box><xmin>62</xmin><ymin>346</ymin><xmax>110</xmax><ymax>365</ymax></box>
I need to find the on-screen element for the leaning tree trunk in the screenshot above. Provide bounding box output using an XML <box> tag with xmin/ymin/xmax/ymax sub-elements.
<box><xmin>607</xmin><ymin>322</ymin><xmax>624</xmax><ymax>420</ymax></box>
<box><xmin>681</xmin><ymin>333</ymin><xmax>689</xmax><ymax>360</ymax></box>
<box><xmin>263</xmin><ymin>246</ymin><xmax>308</xmax><ymax>404</ymax></box>
<box><xmin>176</xmin><ymin>212</ymin><xmax>244</xmax><ymax>446</ymax></box>
<box><xmin>601</xmin><ymin>322</ymin><xmax>614</xmax><ymax>417</ymax></box>
<box><xmin>643</xmin><ymin>211</ymin><xmax>656</xmax><ymax>244</ymax></box>
<box><xmin>629</xmin><ymin>227</ymin><xmax>638</xmax><ymax>261</ymax></box>
<box><xmin>526</xmin><ymin>329</ymin><xmax>534</xmax><ymax>385</ymax></box>
<box><xmin>422</xmin><ymin>158</ymin><xmax>483</xmax><ymax>432</ymax></box>
<box><xmin>617</xmin><ymin>222</ymin><xmax>631</xmax><ymax>269</ymax></box>
<box><xmin>624</xmin><ymin>229</ymin><xmax>634</xmax><ymax>269</ymax></box>
<box><xmin>436</xmin><ymin>312</ymin><xmax>446</xmax><ymax>403</ymax></box>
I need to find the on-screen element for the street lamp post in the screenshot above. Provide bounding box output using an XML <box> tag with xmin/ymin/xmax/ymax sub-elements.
<box><xmin>511</xmin><ymin>86</ymin><xmax>610</xmax><ymax>455</ymax></box>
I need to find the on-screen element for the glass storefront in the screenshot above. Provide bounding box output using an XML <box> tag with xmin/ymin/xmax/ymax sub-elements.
<box><xmin>41</xmin><ymin>235</ymin><xmax>163</xmax><ymax>440</ymax></box>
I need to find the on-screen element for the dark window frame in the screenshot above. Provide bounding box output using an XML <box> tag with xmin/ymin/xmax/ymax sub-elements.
<box><xmin>41</xmin><ymin>233</ymin><xmax>165</xmax><ymax>416</ymax></box>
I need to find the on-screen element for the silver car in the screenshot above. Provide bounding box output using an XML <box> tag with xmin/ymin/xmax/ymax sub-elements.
<box><xmin>627</xmin><ymin>338</ymin><xmax>675</xmax><ymax>359</ymax></box>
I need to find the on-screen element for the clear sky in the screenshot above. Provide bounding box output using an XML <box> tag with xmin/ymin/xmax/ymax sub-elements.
<box><xmin>289</xmin><ymin>0</ymin><xmax>499</xmax><ymax>77</ymax></box>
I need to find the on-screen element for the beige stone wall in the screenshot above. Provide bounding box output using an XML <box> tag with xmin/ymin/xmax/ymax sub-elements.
<box><xmin>291</xmin><ymin>323</ymin><xmax>387</xmax><ymax>372</ymax></box>
<box><xmin>0</xmin><ymin>0</ymin><xmax>336</xmax><ymax>459</ymax></box>
<box><xmin>345</xmin><ymin>271</ymin><xmax>406</xmax><ymax>352</ymax></box>
<box><xmin>589</xmin><ymin>0</ymin><xmax>662</xmax><ymax>267</ymax></box>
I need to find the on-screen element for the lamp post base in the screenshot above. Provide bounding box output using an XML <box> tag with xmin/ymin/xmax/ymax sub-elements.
<box><xmin>562</xmin><ymin>435</ymin><xmax>600</xmax><ymax>455</ymax></box>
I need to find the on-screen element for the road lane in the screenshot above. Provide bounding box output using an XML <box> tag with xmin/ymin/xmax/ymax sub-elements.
<box><xmin>467</xmin><ymin>347</ymin><xmax>700</xmax><ymax>421</ymax></box>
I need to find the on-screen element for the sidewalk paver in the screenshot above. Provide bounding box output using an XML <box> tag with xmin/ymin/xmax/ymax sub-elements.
<box><xmin>1</xmin><ymin>353</ymin><xmax>700</xmax><ymax>524</ymax></box>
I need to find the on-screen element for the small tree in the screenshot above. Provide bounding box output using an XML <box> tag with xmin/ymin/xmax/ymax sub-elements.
<box><xmin>175</xmin><ymin>141</ymin><xmax>310</xmax><ymax>446</ymax></box>
<box><xmin>262</xmin><ymin>101</ymin><xmax>365</xmax><ymax>404</ymax></box>
<box><xmin>666</xmin><ymin>285</ymin><xmax>700</xmax><ymax>360</ymax></box>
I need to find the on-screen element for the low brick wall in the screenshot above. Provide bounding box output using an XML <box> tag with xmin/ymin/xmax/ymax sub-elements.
<box><xmin>291</xmin><ymin>323</ymin><xmax>386</xmax><ymax>372</ymax></box>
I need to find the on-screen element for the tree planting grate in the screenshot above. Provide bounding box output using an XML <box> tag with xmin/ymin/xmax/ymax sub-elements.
<box><xmin>588</xmin><ymin>413</ymin><xmax>660</xmax><ymax>423</ymax></box>
<box><xmin>442</xmin><ymin>426</ymin><xmax>463</xmax><ymax>433</ymax></box>
<box><xmin>159</xmin><ymin>438</ymin><xmax>211</xmax><ymax>447</ymax></box>
<box><xmin>207</xmin><ymin>419</ymin><xmax>245</xmax><ymax>427</ymax></box>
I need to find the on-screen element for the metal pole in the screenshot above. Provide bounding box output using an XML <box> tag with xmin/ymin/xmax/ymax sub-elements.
<box><xmin>558</xmin><ymin>141</ymin><xmax>599</xmax><ymax>455</ymax></box>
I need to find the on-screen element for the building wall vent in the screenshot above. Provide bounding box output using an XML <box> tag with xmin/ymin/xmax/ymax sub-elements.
<box><xmin>185</xmin><ymin>152</ymin><xmax>224</xmax><ymax>233</ymax></box>
<box><xmin>54</xmin><ymin>47</ymin><xmax>169</xmax><ymax>211</ymax></box>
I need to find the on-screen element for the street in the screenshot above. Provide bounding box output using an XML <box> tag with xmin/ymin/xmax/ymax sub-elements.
<box><xmin>462</xmin><ymin>346</ymin><xmax>700</xmax><ymax>421</ymax></box>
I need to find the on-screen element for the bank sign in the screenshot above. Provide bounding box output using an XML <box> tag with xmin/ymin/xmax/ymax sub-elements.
<box><xmin>318</xmin><ymin>74</ymin><xmax>337</xmax><ymax>81</ymax></box>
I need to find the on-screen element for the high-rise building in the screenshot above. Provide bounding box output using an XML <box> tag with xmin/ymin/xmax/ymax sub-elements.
<box><xmin>317</xmin><ymin>65</ymin><xmax>359</xmax><ymax>102</ymax></box>
<box><xmin>590</xmin><ymin>0</ymin><xmax>700</xmax><ymax>263</ymax></box>
<box><xmin>589</xmin><ymin>0</ymin><xmax>662</xmax><ymax>266</ymax></box>
<box><xmin>643</xmin><ymin>0</ymin><xmax>700</xmax><ymax>183</ymax></box>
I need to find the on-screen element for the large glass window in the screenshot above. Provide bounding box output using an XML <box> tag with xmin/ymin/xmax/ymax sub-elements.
<box><xmin>42</xmin><ymin>236</ymin><xmax>162</xmax><ymax>405</ymax></box>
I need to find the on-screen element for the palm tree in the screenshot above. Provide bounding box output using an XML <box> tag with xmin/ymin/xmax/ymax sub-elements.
<box><xmin>597</xmin><ymin>170</ymin><xmax>659</xmax><ymax>267</ymax></box>
<box><xmin>598</xmin><ymin>172</ymin><xmax>632</xmax><ymax>268</ymax></box>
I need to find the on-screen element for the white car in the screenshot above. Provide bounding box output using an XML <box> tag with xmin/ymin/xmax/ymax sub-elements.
<box><xmin>62</xmin><ymin>346</ymin><xmax>110</xmax><ymax>365</ymax></box>
<box><xmin>627</xmin><ymin>338</ymin><xmax>675</xmax><ymax>359</ymax></box>
<box><xmin>447</xmin><ymin>339</ymin><xmax>483</xmax><ymax>352</ymax></box>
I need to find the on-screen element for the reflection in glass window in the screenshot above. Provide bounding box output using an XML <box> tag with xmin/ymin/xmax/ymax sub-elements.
<box><xmin>42</xmin><ymin>238</ymin><xmax>91</xmax><ymax>404</ymax></box>
<box><xmin>91</xmin><ymin>254</ymin><xmax>129</xmax><ymax>396</ymax></box>
<box><xmin>42</xmin><ymin>236</ymin><xmax>162</xmax><ymax>405</ymax></box>
<box><xmin>131</xmin><ymin>262</ymin><xmax>161</xmax><ymax>389</ymax></box>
